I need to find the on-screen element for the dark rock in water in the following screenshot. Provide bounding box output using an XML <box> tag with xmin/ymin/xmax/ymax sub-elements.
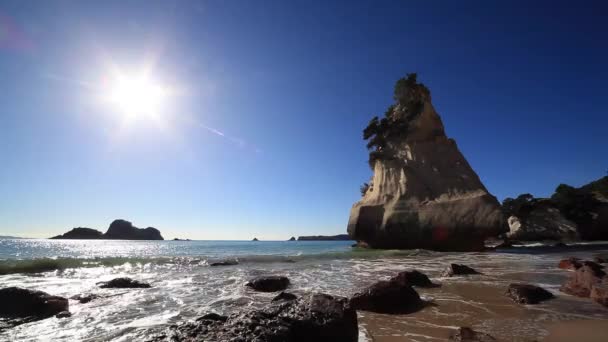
<box><xmin>591</xmin><ymin>283</ymin><xmax>608</xmax><ymax>307</ymax></box>
<box><xmin>252</xmin><ymin>237</ymin><xmax>259</xmax><ymax>241</ymax></box>
<box><xmin>150</xmin><ymin>293</ymin><xmax>357</xmax><ymax>342</ymax></box>
<box><xmin>442</xmin><ymin>264</ymin><xmax>481</xmax><ymax>277</ymax></box>
<box><xmin>104</xmin><ymin>219</ymin><xmax>163</xmax><ymax>240</ymax></box>
<box><xmin>449</xmin><ymin>327</ymin><xmax>496</xmax><ymax>341</ymax></box>
<box><xmin>98</xmin><ymin>277</ymin><xmax>151</xmax><ymax>289</ymax></box>
<box><xmin>349</xmin><ymin>276</ymin><xmax>423</xmax><ymax>314</ymax></box>
<box><xmin>390</xmin><ymin>270</ymin><xmax>439</xmax><ymax>288</ymax></box>
<box><xmin>55</xmin><ymin>311</ymin><xmax>71</xmax><ymax>318</ymax></box>
<box><xmin>0</xmin><ymin>287</ymin><xmax>69</xmax><ymax>326</ymax></box>
<box><xmin>70</xmin><ymin>294</ymin><xmax>99</xmax><ymax>304</ymax></box>
<box><xmin>561</xmin><ymin>261</ymin><xmax>607</xmax><ymax>302</ymax></box>
<box><xmin>288</xmin><ymin>236</ymin><xmax>296</xmax><ymax>241</ymax></box>
<box><xmin>50</xmin><ymin>227</ymin><xmax>103</xmax><ymax>239</ymax></box>
<box><xmin>558</xmin><ymin>257</ymin><xmax>582</xmax><ymax>270</ymax></box>
<box><xmin>553</xmin><ymin>242</ymin><xmax>567</xmax><ymax>247</ymax></box>
<box><xmin>594</xmin><ymin>254</ymin><xmax>608</xmax><ymax>264</ymax></box>
<box><xmin>272</xmin><ymin>291</ymin><xmax>298</xmax><ymax>302</ymax></box>
<box><xmin>246</xmin><ymin>276</ymin><xmax>290</xmax><ymax>292</ymax></box>
<box><xmin>196</xmin><ymin>313</ymin><xmax>227</xmax><ymax>322</ymax></box>
<box><xmin>297</xmin><ymin>234</ymin><xmax>352</xmax><ymax>241</ymax></box>
<box><xmin>209</xmin><ymin>259</ymin><xmax>238</xmax><ymax>266</ymax></box>
<box><xmin>506</xmin><ymin>284</ymin><xmax>554</xmax><ymax>304</ymax></box>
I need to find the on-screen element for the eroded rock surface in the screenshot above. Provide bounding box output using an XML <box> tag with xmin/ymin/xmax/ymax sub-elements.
<box><xmin>150</xmin><ymin>293</ymin><xmax>357</xmax><ymax>342</ymax></box>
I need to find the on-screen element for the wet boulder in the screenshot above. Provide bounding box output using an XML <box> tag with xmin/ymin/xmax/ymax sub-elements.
<box><xmin>55</xmin><ymin>311</ymin><xmax>71</xmax><ymax>318</ymax></box>
<box><xmin>98</xmin><ymin>277</ymin><xmax>151</xmax><ymax>289</ymax></box>
<box><xmin>150</xmin><ymin>293</ymin><xmax>357</xmax><ymax>342</ymax></box>
<box><xmin>590</xmin><ymin>283</ymin><xmax>608</xmax><ymax>307</ymax></box>
<box><xmin>246</xmin><ymin>275</ymin><xmax>290</xmax><ymax>292</ymax></box>
<box><xmin>209</xmin><ymin>259</ymin><xmax>238</xmax><ymax>266</ymax></box>
<box><xmin>558</xmin><ymin>257</ymin><xmax>582</xmax><ymax>270</ymax></box>
<box><xmin>390</xmin><ymin>270</ymin><xmax>439</xmax><ymax>288</ymax></box>
<box><xmin>0</xmin><ymin>287</ymin><xmax>69</xmax><ymax>329</ymax></box>
<box><xmin>442</xmin><ymin>264</ymin><xmax>481</xmax><ymax>277</ymax></box>
<box><xmin>561</xmin><ymin>261</ymin><xmax>606</xmax><ymax>298</ymax></box>
<box><xmin>272</xmin><ymin>291</ymin><xmax>298</xmax><ymax>302</ymax></box>
<box><xmin>506</xmin><ymin>284</ymin><xmax>554</xmax><ymax>304</ymax></box>
<box><xmin>70</xmin><ymin>293</ymin><xmax>99</xmax><ymax>304</ymax></box>
<box><xmin>349</xmin><ymin>276</ymin><xmax>423</xmax><ymax>314</ymax></box>
<box><xmin>450</xmin><ymin>327</ymin><xmax>496</xmax><ymax>341</ymax></box>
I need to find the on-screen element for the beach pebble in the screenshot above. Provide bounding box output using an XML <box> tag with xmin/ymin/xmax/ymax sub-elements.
<box><xmin>506</xmin><ymin>283</ymin><xmax>554</xmax><ymax>304</ymax></box>
<box><xmin>246</xmin><ymin>276</ymin><xmax>290</xmax><ymax>292</ymax></box>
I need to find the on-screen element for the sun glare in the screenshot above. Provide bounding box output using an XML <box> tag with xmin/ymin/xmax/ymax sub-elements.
<box><xmin>107</xmin><ymin>73</ymin><xmax>167</xmax><ymax>121</ymax></box>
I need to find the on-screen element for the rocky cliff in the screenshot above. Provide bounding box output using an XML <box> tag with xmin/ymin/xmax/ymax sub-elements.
<box><xmin>51</xmin><ymin>228</ymin><xmax>103</xmax><ymax>239</ymax></box>
<box><xmin>347</xmin><ymin>74</ymin><xmax>504</xmax><ymax>251</ymax></box>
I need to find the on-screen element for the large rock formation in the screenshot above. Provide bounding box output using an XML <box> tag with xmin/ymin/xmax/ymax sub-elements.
<box><xmin>348</xmin><ymin>74</ymin><xmax>504</xmax><ymax>251</ymax></box>
<box><xmin>0</xmin><ymin>287</ymin><xmax>69</xmax><ymax>330</ymax></box>
<box><xmin>506</xmin><ymin>201</ymin><xmax>579</xmax><ymax>241</ymax></box>
<box><xmin>51</xmin><ymin>219</ymin><xmax>164</xmax><ymax>240</ymax></box>
<box><xmin>104</xmin><ymin>219</ymin><xmax>163</xmax><ymax>240</ymax></box>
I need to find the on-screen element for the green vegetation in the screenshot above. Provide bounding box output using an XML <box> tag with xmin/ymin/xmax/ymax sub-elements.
<box><xmin>363</xmin><ymin>73</ymin><xmax>430</xmax><ymax>168</ymax></box>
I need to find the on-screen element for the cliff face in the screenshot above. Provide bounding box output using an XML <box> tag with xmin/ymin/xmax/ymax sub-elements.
<box><xmin>348</xmin><ymin>100</ymin><xmax>504</xmax><ymax>251</ymax></box>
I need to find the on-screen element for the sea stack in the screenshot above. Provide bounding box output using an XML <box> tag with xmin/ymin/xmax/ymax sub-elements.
<box><xmin>347</xmin><ymin>74</ymin><xmax>504</xmax><ymax>251</ymax></box>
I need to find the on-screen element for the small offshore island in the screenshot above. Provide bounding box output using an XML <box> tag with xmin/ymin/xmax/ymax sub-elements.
<box><xmin>1</xmin><ymin>74</ymin><xmax>607</xmax><ymax>342</ymax></box>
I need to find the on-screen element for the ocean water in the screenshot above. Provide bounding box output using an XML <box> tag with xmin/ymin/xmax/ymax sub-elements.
<box><xmin>1</xmin><ymin>239</ymin><xmax>608</xmax><ymax>341</ymax></box>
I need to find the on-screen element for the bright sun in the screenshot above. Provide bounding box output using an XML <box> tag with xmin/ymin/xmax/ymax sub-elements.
<box><xmin>107</xmin><ymin>73</ymin><xmax>167</xmax><ymax>121</ymax></box>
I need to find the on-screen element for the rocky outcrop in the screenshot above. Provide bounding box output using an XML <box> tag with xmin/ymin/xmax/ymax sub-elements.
<box><xmin>297</xmin><ymin>234</ymin><xmax>351</xmax><ymax>241</ymax></box>
<box><xmin>349</xmin><ymin>276</ymin><xmax>423</xmax><ymax>314</ymax></box>
<box><xmin>348</xmin><ymin>76</ymin><xmax>504</xmax><ymax>251</ymax></box>
<box><xmin>560</xmin><ymin>261</ymin><xmax>607</xmax><ymax>306</ymax></box>
<box><xmin>288</xmin><ymin>236</ymin><xmax>296</xmax><ymax>241</ymax></box>
<box><xmin>0</xmin><ymin>287</ymin><xmax>69</xmax><ymax>329</ymax></box>
<box><xmin>506</xmin><ymin>284</ymin><xmax>554</xmax><ymax>304</ymax></box>
<box><xmin>98</xmin><ymin>277</ymin><xmax>151</xmax><ymax>289</ymax></box>
<box><xmin>51</xmin><ymin>219</ymin><xmax>164</xmax><ymax>240</ymax></box>
<box><xmin>50</xmin><ymin>227</ymin><xmax>103</xmax><ymax>239</ymax></box>
<box><xmin>246</xmin><ymin>276</ymin><xmax>290</xmax><ymax>292</ymax></box>
<box><xmin>390</xmin><ymin>270</ymin><xmax>439</xmax><ymax>288</ymax></box>
<box><xmin>150</xmin><ymin>293</ymin><xmax>358</xmax><ymax>342</ymax></box>
<box><xmin>104</xmin><ymin>219</ymin><xmax>163</xmax><ymax>240</ymax></box>
<box><xmin>506</xmin><ymin>201</ymin><xmax>579</xmax><ymax>241</ymax></box>
<box><xmin>450</xmin><ymin>327</ymin><xmax>496</xmax><ymax>341</ymax></box>
<box><xmin>272</xmin><ymin>292</ymin><xmax>298</xmax><ymax>302</ymax></box>
<box><xmin>558</xmin><ymin>257</ymin><xmax>582</xmax><ymax>270</ymax></box>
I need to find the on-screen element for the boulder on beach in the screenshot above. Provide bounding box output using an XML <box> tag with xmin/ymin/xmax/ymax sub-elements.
<box><xmin>349</xmin><ymin>275</ymin><xmax>423</xmax><ymax>314</ymax></box>
<box><xmin>0</xmin><ymin>287</ymin><xmax>69</xmax><ymax>327</ymax></box>
<box><xmin>449</xmin><ymin>327</ymin><xmax>496</xmax><ymax>341</ymax></box>
<box><xmin>390</xmin><ymin>270</ymin><xmax>439</xmax><ymax>288</ymax></box>
<box><xmin>560</xmin><ymin>261</ymin><xmax>607</xmax><ymax>306</ymax></box>
<box><xmin>98</xmin><ymin>277</ymin><xmax>151</xmax><ymax>289</ymax></box>
<box><xmin>442</xmin><ymin>264</ymin><xmax>481</xmax><ymax>277</ymax></box>
<box><xmin>347</xmin><ymin>74</ymin><xmax>504</xmax><ymax>251</ymax></box>
<box><xmin>506</xmin><ymin>284</ymin><xmax>554</xmax><ymax>304</ymax></box>
<box><xmin>150</xmin><ymin>293</ymin><xmax>358</xmax><ymax>342</ymax></box>
<box><xmin>246</xmin><ymin>276</ymin><xmax>290</xmax><ymax>292</ymax></box>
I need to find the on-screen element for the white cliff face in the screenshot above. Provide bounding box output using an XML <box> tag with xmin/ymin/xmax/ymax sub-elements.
<box><xmin>348</xmin><ymin>101</ymin><xmax>505</xmax><ymax>251</ymax></box>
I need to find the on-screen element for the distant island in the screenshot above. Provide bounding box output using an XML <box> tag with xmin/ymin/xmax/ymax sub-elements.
<box><xmin>297</xmin><ymin>234</ymin><xmax>352</xmax><ymax>241</ymax></box>
<box><xmin>0</xmin><ymin>236</ymin><xmax>24</xmax><ymax>239</ymax></box>
<box><xmin>51</xmin><ymin>219</ymin><xmax>164</xmax><ymax>240</ymax></box>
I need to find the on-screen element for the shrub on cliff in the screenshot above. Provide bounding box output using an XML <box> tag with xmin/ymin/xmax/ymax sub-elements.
<box><xmin>363</xmin><ymin>73</ymin><xmax>430</xmax><ymax>168</ymax></box>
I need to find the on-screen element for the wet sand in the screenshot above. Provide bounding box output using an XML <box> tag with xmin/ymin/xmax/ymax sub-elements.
<box><xmin>359</xmin><ymin>281</ymin><xmax>608</xmax><ymax>342</ymax></box>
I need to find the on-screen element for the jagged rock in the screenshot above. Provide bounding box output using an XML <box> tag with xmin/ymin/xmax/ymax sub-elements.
<box><xmin>349</xmin><ymin>276</ymin><xmax>423</xmax><ymax>314</ymax></box>
<box><xmin>70</xmin><ymin>293</ymin><xmax>100</xmax><ymax>303</ymax></box>
<box><xmin>55</xmin><ymin>311</ymin><xmax>71</xmax><ymax>318</ymax></box>
<box><xmin>560</xmin><ymin>259</ymin><xmax>608</xmax><ymax>307</ymax></box>
<box><xmin>0</xmin><ymin>287</ymin><xmax>69</xmax><ymax>328</ymax></box>
<box><xmin>104</xmin><ymin>219</ymin><xmax>163</xmax><ymax>240</ymax></box>
<box><xmin>150</xmin><ymin>293</ymin><xmax>357</xmax><ymax>342</ymax></box>
<box><xmin>98</xmin><ymin>277</ymin><xmax>151</xmax><ymax>289</ymax></box>
<box><xmin>50</xmin><ymin>227</ymin><xmax>103</xmax><ymax>239</ymax></box>
<box><xmin>272</xmin><ymin>291</ymin><xmax>298</xmax><ymax>302</ymax></box>
<box><xmin>348</xmin><ymin>78</ymin><xmax>504</xmax><ymax>251</ymax></box>
<box><xmin>506</xmin><ymin>284</ymin><xmax>554</xmax><ymax>304</ymax></box>
<box><xmin>442</xmin><ymin>264</ymin><xmax>480</xmax><ymax>277</ymax></box>
<box><xmin>558</xmin><ymin>257</ymin><xmax>582</xmax><ymax>270</ymax></box>
<box><xmin>506</xmin><ymin>203</ymin><xmax>579</xmax><ymax>241</ymax></box>
<box><xmin>450</xmin><ymin>327</ymin><xmax>496</xmax><ymax>341</ymax></box>
<box><xmin>246</xmin><ymin>276</ymin><xmax>290</xmax><ymax>292</ymax></box>
<box><xmin>390</xmin><ymin>270</ymin><xmax>439</xmax><ymax>288</ymax></box>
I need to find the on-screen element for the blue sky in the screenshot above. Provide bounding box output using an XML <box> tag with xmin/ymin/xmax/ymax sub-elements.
<box><xmin>1</xmin><ymin>0</ymin><xmax>606</xmax><ymax>239</ymax></box>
